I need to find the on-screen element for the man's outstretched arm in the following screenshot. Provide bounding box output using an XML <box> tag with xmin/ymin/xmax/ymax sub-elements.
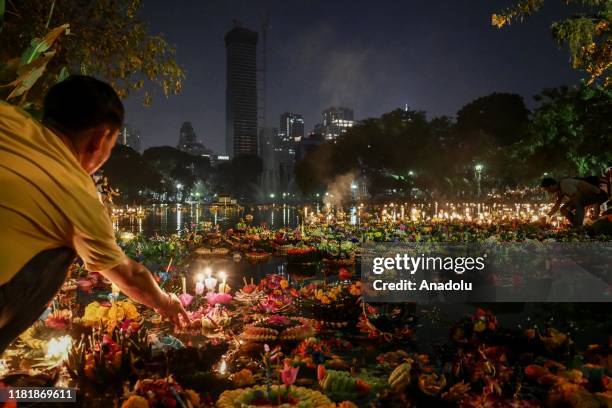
<box><xmin>99</xmin><ymin>258</ymin><xmax>190</xmax><ymax>327</ymax></box>
<box><xmin>547</xmin><ymin>195</ymin><xmax>564</xmax><ymax>217</ymax></box>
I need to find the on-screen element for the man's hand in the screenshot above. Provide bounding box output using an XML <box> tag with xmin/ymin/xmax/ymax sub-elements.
<box><xmin>100</xmin><ymin>258</ymin><xmax>192</xmax><ymax>328</ymax></box>
<box><xmin>155</xmin><ymin>293</ymin><xmax>191</xmax><ymax>328</ymax></box>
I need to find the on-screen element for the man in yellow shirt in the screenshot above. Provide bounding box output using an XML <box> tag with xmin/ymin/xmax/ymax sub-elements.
<box><xmin>0</xmin><ymin>75</ymin><xmax>189</xmax><ymax>352</ymax></box>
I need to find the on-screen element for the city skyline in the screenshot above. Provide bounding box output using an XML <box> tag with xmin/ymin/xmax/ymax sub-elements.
<box><xmin>123</xmin><ymin>0</ymin><xmax>582</xmax><ymax>153</ymax></box>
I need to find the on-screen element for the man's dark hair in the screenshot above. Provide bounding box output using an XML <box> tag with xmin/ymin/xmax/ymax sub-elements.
<box><xmin>43</xmin><ymin>75</ymin><xmax>124</xmax><ymax>134</ymax></box>
<box><xmin>540</xmin><ymin>177</ymin><xmax>558</xmax><ymax>188</ymax></box>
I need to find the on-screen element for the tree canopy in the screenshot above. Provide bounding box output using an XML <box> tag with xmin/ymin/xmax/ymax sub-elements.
<box><xmin>102</xmin><ymin>144</ymin><xmax>162</xmax><ymax>203</ymax></box>
<box><xmin>521</xmin><ymin>84</ymin><xmax>612</xmax><ymax>177</ymax></box>
<box><xmin>0</xmin><ymin>0</ymin><xmax>184</xmax><ymax>108</ymax></box>
<box><xmin>212</xmin><ymin>155</ymin><xmax>263</xmax><ymax>202</ymax></box>
<box><xmin>493</xmin><ymin>0</ymin><xmax>611</xmax><ymax>88</ymax></box>
<box><xmin>294</xmin><ymin>87</ymin><xmax>611</xmax><ymax>199</ymax></box>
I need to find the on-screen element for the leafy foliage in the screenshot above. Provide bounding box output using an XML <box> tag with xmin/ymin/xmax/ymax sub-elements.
<box><xmin>492</xmin><ymin>0</ymin><xmax>611</xmax><ymax>87</ymax></box>
<box><xmin>521</xmin><ymin>84</ymin><xmax>612</xmax><ymax>176</ymax></box>
<box><xmin>0</xmin><ymin>0</ymin><xmax>184</xmax><ymax>108</ymax></box>
<box><xmin>0</xmin><ymin>22</ymin><xmax>69</xmax><ymax>107</ymax></box>
<box><xmin>101</xmin><ymin>144</ymin><xmax>163</xmax><ymax>203</ymax></box>
<box><xmin>143</xmin><ymin>146</ymin><xmax>212</xmax><ymax>196</ymax></box>
<box><xmin>0</xmin><ymin>0</ymin><xmax>5</xmax><ymax>33</ymax></box>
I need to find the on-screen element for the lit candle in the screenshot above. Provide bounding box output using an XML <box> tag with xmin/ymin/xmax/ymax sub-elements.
<box><xmin>195</xmin><ymin>273</ymin><xmax>205</xmax><ymax>296</ymax></box>
<box><xmin>45</xmin><ymin>335</ymin><xmax>72</xmax><ymax>362</ymax></box>
<box><xmin>181</xmin><ymin>275</ymin><xmax>186</xmax><ymax>295</ymax></box>
<box><xmin>204</xmin><ymin>268</ymin><xmax>217</xmax><ymax>292</ymax></box>
<box><xmin>218</xmin><ymin>271</ymin><xmax>227</xmax><ymax>294</ymax></box>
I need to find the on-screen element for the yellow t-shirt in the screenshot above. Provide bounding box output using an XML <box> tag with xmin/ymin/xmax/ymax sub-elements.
<box><xmin>0</xmin><ymin>102</ymin><xmax>126</xmax><ymax>285</ymax></box>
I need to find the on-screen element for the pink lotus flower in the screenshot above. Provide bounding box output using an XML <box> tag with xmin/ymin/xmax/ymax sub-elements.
<box><xmin>280</xmin><ymin>359</ymin><xmax>299</xmax><ymax>386</ymax></box>
<box><xmin>257</xmin><ymin>298</ymin><xmax>280</xmax><ymax>313</ymax></box>
<box><xmin>179</xmin><ymin>293</ymin><xmax>194</xmax><ymax>307</ymax></box>
<box><xmin>205</xmin><ymin>292</ymin><xmax>232</xmax><ymax>306</ymax></box>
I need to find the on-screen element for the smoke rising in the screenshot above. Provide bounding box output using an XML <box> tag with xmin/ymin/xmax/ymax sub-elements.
<box><xmin>323</xmin><ymin>171</ymin><xmax>357</xmax><ymax>208</ymax></box>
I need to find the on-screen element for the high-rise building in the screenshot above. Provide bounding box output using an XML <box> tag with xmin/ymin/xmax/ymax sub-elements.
<box><xmin>225</xmin><ymin>24</ymin><xmax>258</xmax><ymax>158</ymax></box>
<box><xmin>177</xmin><ymin>121</ymin><xmax>210</xmax><ymax>156</ymax></box>
<box><xmin>117</xmin><ymin>124</ymin><xmax>141</xmax><ymax>153</ymax></box>
<box><xmin>316</xmin><ymin>107</ymin><xmax>355</xmax><ymax>140</ymax></box>
<box><xmin>178</xmin><ymin>122</ymin><xmax>196</xmax><ymax>148</ymax></box>
<box><xmin>259</xmin><ymin>127</ymin><xmax>279</xmax><ymax>198</ymax></box>
<box><xmin>276</xmin><ymin>113</ymin><xmax>302</xmax><ymax>189</ymax></box>
<box><xmin>279</xmin><ymin>112</ymin><xmax>304</xmax><ymax>141</ymax></box>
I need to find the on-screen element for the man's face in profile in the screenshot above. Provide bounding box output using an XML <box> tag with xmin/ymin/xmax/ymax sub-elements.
<box><xmin>82</xmin><ymin>126</ymin><xmax>120</xmax><ymax>175</ymax></box>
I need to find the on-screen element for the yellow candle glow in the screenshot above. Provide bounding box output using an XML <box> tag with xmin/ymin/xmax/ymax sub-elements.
<box><xmin>218</xmin><ymin>271</ymin><xmax>227</xmax><ymax>293</ymax></box>
<box><xmin>204</xmin><ymin>267</ymin><xmax>216</xmax><ymax>292</ymax></box>
<box><xmin>45</xmin><ymin>335</ymin><xmax>72</xmax><ymax>362</ymax></box>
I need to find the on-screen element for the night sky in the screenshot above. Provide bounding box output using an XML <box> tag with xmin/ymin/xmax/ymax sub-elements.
<box><xmin>124</xmin><ymin>0</ymin><xmax>582</xmax><ymax>154</ymax></box>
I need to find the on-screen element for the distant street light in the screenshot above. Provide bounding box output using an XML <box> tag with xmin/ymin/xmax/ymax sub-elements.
<box><xmin>175</xmin><ymin>183</ymin><xmax>183</xmax><ymax>202</ymax></box>
<box><xmin>474</xmin><ymin>164</ymin><xmax>484</xmax><ymax>198</ymax></box>
<box><xmin>270</xmin><ymin>193</ymin><xmax>275</xmax><ymax>199</ymax></box>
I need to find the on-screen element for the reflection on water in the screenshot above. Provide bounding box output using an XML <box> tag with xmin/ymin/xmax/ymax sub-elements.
<box><xmin>113</xmin><ymin>204</ymin><xmax>303</xmax><ymax>235</ymax></box>
<box><xmin>113</xmin><ymin>201</ymin><xmax>554</xmax><ymax>236</ymax></box>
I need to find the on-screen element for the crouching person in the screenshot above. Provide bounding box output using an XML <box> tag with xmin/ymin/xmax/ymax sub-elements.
<box><xmin>0</xmin><ymin>76</ymin><xmax>190</xmax><ymax>353</ymax></box>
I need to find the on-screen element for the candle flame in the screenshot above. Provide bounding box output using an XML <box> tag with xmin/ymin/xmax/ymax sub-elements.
<box><xmin>46</xmin><ymin>335</ymin><xmax>72</xmax><ymax>361</ymax></box>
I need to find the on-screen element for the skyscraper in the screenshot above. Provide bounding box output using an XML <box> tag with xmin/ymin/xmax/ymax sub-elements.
<box><xmin>276</xmin><ymin>113</ymin><xmax>302</xmax><ymax>192</ymax></box>
<box><xmin>259</xmin><ymin>127</ymin><xmax>279</xmax><ymax>198</ymax></box>
<box><xmin>117</xmin><ymin>124</ymin><xmax>142</xmax><ymax>153</ymax></box>
<box><xmin>225</xmin><ymin>24</ymin><xmax>258</xmax><ymax>158</ymax></box>
<box><xmin>177</xmin><ymin>121</ymin><xmax>210</xmax><ymax>156</ymax></box>
<box><xmin>279</xmin><ymin>112</ymin><xmax>304</xmax><ymax>140</ymax></box>
<box><xmin>317</xmin><ymin>107</ymin><xmax>354</xmax><ymax>140</ymax></box>
<box><xmin>178</xmin><ymin>122</ymin><xmax>196</xmax><ymax>148</ymax></box>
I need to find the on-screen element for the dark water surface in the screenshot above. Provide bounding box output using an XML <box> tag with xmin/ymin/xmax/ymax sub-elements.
<box><xmin>113</xmin><ymin>204</ymin><xmax>307</xmax><ymax>235</ymax></box>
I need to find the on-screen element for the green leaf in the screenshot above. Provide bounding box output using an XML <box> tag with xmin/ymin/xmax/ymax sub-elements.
<box><xmin>20</xmin><ymin>24</ymin><xmax>69</xmax><ymax>66</ymax></box>
<box><xmin>6</xmin><ymin>52</ymin><xmax>56</xmax><ymax>100</ymax></box>
<box><xmin>0</xmin><ymin>0</ymin><xmax>5</xmax><ymax>33</ymax></box>
<box><xmin>57</xmin><ymin>66</ymin><xmax>70</xmax><ymax>83</ymax></box>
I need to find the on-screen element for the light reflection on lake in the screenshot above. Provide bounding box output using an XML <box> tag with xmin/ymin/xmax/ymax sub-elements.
<box><xmin>112</xmin><ymin>204</ymin><xmax>307</xmax><ymax>235</ymax></box>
